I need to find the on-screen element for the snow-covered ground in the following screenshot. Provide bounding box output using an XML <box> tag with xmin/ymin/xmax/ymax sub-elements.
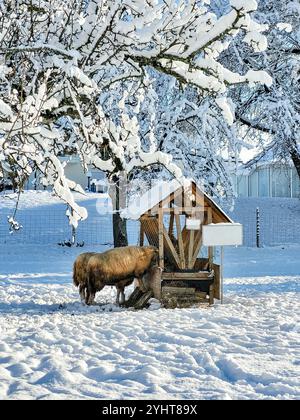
<box><xmin>0</xmin><ymin>191</ymin><xmax>299</xmax><ymax>400</ymax></box>
<box><xmin>0</xmin><ymin>243</ymin><xmax>299</xmax><ymax>400</ymax></box>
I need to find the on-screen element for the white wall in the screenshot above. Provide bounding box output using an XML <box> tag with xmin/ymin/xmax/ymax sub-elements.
<box><xmin>25</xmin><ymin>159</ymin><xmax>106</xmax><ymax>191</ymax></box>
<box><xmin>236</xmin><ymin>165</ymin><xmax>300</xmax><ymax>199</ymax></box>
<box><xmin>64</xmin><ymin>162</ymin><xmax>88</xmax><ymax>189</ymax></box>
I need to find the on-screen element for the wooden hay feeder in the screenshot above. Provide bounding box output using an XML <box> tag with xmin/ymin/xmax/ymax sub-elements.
<box><xmin>124</xmin><ymin>180</ymin><xmax>241</xmax><ymax>309</ymax></box>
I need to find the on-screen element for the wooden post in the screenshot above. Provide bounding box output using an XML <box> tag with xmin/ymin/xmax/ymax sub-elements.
<box><xmin>256</xmin><ymin>207</ymin><xmax>260</xmax><ymax>248</ymax></box>
<box><xmin>209</xmin><ymin>285</ymin><xmax>214</xmax><ymax>306</ymax></box>
<box><xmin>169</xmin><ymin>209</ymin><xmax>174</xmax><ymax>238</ymax></box>
<box><xmin>188</xmin><ymin>229</ymin><xmax>195</xmax><ymax>269</ymax></box>
<box><xmin>158</xmin><ymin>209</ymin><xmax>164</xmax><ymax>270</ymax></box>
<box><xmin>139</xmin><ymin>222</ymin><xmax>144</xmax><ymax>246</ymax></box>
<box><xmin>175</xmin><ymin>212</ymin><xmax>185</xmax><ymax>269</ymax></box>
<box><xmin>220</xmin><ymin>246</ymin><xmax>224</xmax><ymax>304</ymax></box>
<box><xmin>162</xmin><ymin>226</ymin><xmax>181</xmax><ymax>268</ymax></box>
<box><xmin>190</xmin><ymin>229</ymin><xmax>202</xmax><ymax>268</ymax></box>
<box><xmin>207</xmin><ymin>208</ymin><xmax>213</xmax><ymax>269</ymax></box>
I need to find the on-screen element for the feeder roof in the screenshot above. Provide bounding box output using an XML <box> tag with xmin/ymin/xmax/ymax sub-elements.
<box><xmin>122</xmin><ymin>179</ymin><xmax>233</xmax><ymax>223</ymax></box>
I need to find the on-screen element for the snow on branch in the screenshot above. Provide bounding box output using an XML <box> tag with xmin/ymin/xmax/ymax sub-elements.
<box><xmin>0</xmin><ymin>0</ymin><xmax>271</xmax><ymax>226</ymax></box>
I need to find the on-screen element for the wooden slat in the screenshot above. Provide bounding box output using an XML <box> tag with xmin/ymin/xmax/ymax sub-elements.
<box><xmin>162</xmin><ymin>226</ymin><xmax>181</xmax><ymax>268</ymax></box>
<box><xmin>209</xmin><ymin>285</ymin><xmax>214</xmax><ymax>306</ymax></box>
<box><xmin>143</xmin><ymin>216</ymin><xmax>179</xmax><ymax>268</ymax></box>
<box><xmin>207</xmin><ymin>207</ymin><xmax>213</xmax><ymax>269</ymax></box>
<box><xmin>184</xmin><ymin>183</ymin><xmax>193</xmax><ymax>208</ymax></box>
<box><xmin>169</xmin><ymin>212</ymin><xmax>175</xmax><ymax>238</ymax></box>
<box><xmin>194</xmin><ymin>184</ymin><xmax>231</xmax><ymax>223</ymax></box>
<box><xmin>150</xmin><ymin>187</ymin><xmax>183</xmax><ymax>215</ymax></box>
<box><xmin>213</xmin><ymin>264</ymin><xmax>221</xmax><ymax>300</ymax></box>
<box><xmin>134</xmin><ymin>291</ymin><xmax>153</xmax><ymax>310</ymax></box>
<box><xmin>158</xmin><ymin>209</ymin><xmax>164</xmax><ymax>270</ymax></box>
<box><xmin>140</xmin><ymin>222</ymin><xmax>144</xmax><ymax>246</ymax></box>
<box><xmin>162</xmin><ymin>272</ymin><xmax>213</xmax><ymax>280</ymax></box>
<box><xmin>162</xmin><ymin>206</ymin><xmax>207</xmax><ymax>214</ymax></box>
<box><xmin>188</xmin><ymin>229</ymin><xmax>195</xmax><ymax>269</ymax></box>
<box><xmin>175</xmin><ymin>213</ymin><xmax>185</xmax><ymax>269</ymax></box>
<box><xmin>162</xmin><ymin>287</ymin><xmax>196</xmax><ymax>295</ymax></box>
<box><xmin>190</xmin><ymin>229</ymin><xmax>203</xmax><ymax>268</ymax></box>
<box><xmin>182</xmin><ymin>227</ymin><xmax>189</xmax><ymax>251</ymax></box>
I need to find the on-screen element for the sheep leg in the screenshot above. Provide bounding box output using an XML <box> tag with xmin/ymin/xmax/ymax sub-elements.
<box><xmin>136</xmin><ymin>276</ymin><xmax>147</xmax><ymax>293</ymax></box>
<box><xmin>116</xmin><ymin>287</ymin><xmax>121</xmax><ymax>306</ymax></box>
<box><xmin>115</xmin><ymin>285</ymin><xmax>125</xmax><ymax>306</ymax></box>
<box><xmin>86</xmin><ymin>279</ymin><xmax>96</xmax><ymax>305</ymax></box>
<box><xmin>79</xmin><ymin>284</ymin><xmax>86</xmax><ymax>303</ymax></box>
<box><xmin>120</xmin><ymin>290</ymin><xmax>126</xmax><ymax>304</ymax></box>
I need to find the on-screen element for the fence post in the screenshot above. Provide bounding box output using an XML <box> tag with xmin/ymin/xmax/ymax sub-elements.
<box><xmin>71</xmin><ymin>225</ymin><xmax>77</xmax><ymax>246</ymax></box>
<box><xmin>256</xmin><ymin>207</ymin><xmax>260</xmax><ymax>248</ymax></box>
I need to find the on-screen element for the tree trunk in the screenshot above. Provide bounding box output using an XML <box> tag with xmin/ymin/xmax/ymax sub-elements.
<box><xmin>290</xmin><ymin>143</ymin><xmax>300</xmax><ymax>180</ymax></box>
<box><xmin>113</xmin><ymin>212</ymin><xmax>128</xmax><ymax>248</ymax></box>
<box><xmin>236</xmin><ymin>114</ymin><xmax>300</xmax><ymax>181</ymax></box>
<box><xmin>112</xmin><ymin>175</ymin><xmax>128</xmax><ymax>248</ymax></box>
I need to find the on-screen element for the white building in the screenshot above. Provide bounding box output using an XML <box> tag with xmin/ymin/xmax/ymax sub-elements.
<box><xmin>25</xmin><ymin>156</ymin><xmax>106</xmax><ymax>191</ymax></box>
<box><xmin>234</xmin><ymin>161</ymin><xmax>300</xmax><ymax>199</ymax></box>
<box><xmin>22</xmin><ymin>153</ymin><xmax>300</xmax><ymax>199</ymax></box>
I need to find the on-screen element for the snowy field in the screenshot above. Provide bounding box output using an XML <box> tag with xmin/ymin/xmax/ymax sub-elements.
<box><xmin>0</xmin><ymin>243</ymin><xmax>299</xmax><ymax>400</ymax></box>
<box><xmin>0</xmin><ymin>191</ymin><xmax>299</xmax><ymax>400</ymax></box>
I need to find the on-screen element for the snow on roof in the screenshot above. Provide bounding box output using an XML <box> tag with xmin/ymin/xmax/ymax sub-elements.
<box><xmin>90</xmin><ymin>179</ymin><xmax>107</xmax><ymax>186</ymax></box>
<box><xmin>122</xmin><ymin>179</ymin><xmax>188</xmax><ymax>220</ymax></box>
<box><xmin>122</xmin><ymin>178</ymin><xmax>233</xmax><ymax>223</ymax></box>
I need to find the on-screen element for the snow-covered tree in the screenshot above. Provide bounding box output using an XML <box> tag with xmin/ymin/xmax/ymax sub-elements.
<box><xmin>0</xmin><ymin>0</ymin><xmax>272</xmax><ymax>243</ymax></box>
<box><xmin>128</xmin><ymin>71</ymin><xmax>240</xmax><ymax>206</ymax></box>
<box><xmin>224</xmin><ymin>0</ymin><xmax>300</xmax><ymax>177</ymax></box>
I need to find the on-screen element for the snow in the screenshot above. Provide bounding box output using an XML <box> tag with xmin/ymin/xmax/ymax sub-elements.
<box><xmin>0</xmin><ymin>99</ymin><xmax>13</xmax><ymax>118</ymax></box>
<box><xmin>0</xmin><ymin>0</ymin><xmax>275</xmax><ymax>226</ymax></box>
<box><xmin>230</xmin><ymin>0</ymin><xmax>258</xmax><ymax>12</ymax></box>
<box><xmin>216</xmin><ymin>97</ymin><xmax>234</xmax><ymax>126</ymax></box>
<box><xmin>0</xmin><ymin>243</ymin><xmax>299</xmax><ymax>400</ymax></box>
<box><xmin>276</xmin><ymin>23</ymin><xmax>293</xmax><ymax>33</ymax></box>
<box><xmin>0</xmin><ymin>191</ymin><xmax>299</xmax><ymax>399</ymax></box>
<box><xmin>245</xmin><ymin>70</ymin><xmax>272</xmax><ymax>88</ymax></box>
<box><xmin>122</xmin><ymin>179</ymin><xmax>187</xmax><ymax>220</ymax></box>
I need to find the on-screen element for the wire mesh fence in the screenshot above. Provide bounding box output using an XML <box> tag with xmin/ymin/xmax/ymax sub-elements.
<box><xmin>0</xmin><ymin>197</ymin><xmax>299</xmax><ymax>247</ymax></box>
<box><xmin>230</xmin><ymin>198</ymin><xmax>300</xmax><ymax>247</ymax></box>
<box><xmin>0</xmin><ymin>210</ymin><xmax>140</xmax><ymax>246</ymax></box>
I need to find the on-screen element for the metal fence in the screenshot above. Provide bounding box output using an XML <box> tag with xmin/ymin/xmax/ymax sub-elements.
<box><xmin>230</xmin><ymin>198</ymin><xmax>300</xmax><ymax>247</ymax></box>
<box><xmin>0</xmin><ymin>198</ymin><xmax>299</xmax><ymax>247</ymax></box>
<box><xmin>0</xmin><ymin>209</ymin><xmax>139</xmax><ymax>246</ymax></box>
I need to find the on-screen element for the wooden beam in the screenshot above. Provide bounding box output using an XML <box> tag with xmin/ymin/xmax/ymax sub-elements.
<box><xmin>209</xmin><ymin>285</ymin><xmax>214</xmax><ymax>306</ymax></box>
<box><xmin>162</xmin><ymin>226</ymin><xmax>181</xmax><ymax>268</ymax></box>
<box><xmin>175</xmin><ymin>213</ymin><xmax>185</xmax><ymax>269</ymax></box>
<box><xmin>147</xmin><ymin>206</ymin><xmax>207</xmax><ymax>216</ymax></box>
<box><xmin>188</xmin><ymin>229</ymin><xmax>195</xmax><ymax>269</ymax></box>
<box><xmin>169</xmin><ymin>212</ymin><xmax>175</xmax><ymax>238</ymax></box>
<box><xmin>162</xmin><ymin>272</ymin><xmax>213</xmax><ymax>280</ymax></box>
<box><xmin>150</xmin><ymin>187</ymin><xmax>183</xmax><ymax>214</ymax></box>
<box><xmin>207</xmin><ymin>207</ymin><xmax>213</xmax><ymax>269</ymax></box>
<box><xmin>213</xmin><ymin>264</ymin><xmax>221</xmax><ymax>300</ymax></box>
<box><xmin>158</xmin><ymin>208</ymin><xmax>164</xmax><ymax>270</ymax></box>
<box><xmin>163</xmin><ymin>206</ymin><xmax>207</xmax><ymax>214</ymax></box>
<box><xmin>190</xmin><ymin>229</ymin><xmax>202</xmax><ymax>268</ymax></box>
<box><xmin>139</xmin><ymin>222</ymin><xmax>144</xmax><ymax>246</ymax></box>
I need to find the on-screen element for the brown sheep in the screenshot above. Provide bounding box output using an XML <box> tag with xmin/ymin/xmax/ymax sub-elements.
<box><xmin>73</xmin><ymin>252</ymin><xmax>133</xmax><ymax>304</ymax></box>
<box><xmin>85</xmin><ymin>246</ymin><xmax>158</xmax><ymax>305</ymax></box>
